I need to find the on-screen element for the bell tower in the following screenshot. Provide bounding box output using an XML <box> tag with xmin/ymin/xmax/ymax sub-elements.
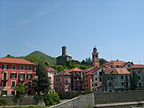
<box><xmin>92</xmin><ymin>47</ymin><xmax>100</xmax><ymax>67</ymax></box>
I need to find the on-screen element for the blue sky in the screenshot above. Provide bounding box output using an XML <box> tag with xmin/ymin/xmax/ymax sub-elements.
<box><xmin>0</xmin><ymin>0</ymin><xmax>144</xmax><ymax>63</ymax></box>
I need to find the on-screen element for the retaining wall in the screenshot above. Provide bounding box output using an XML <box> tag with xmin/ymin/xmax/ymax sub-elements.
<box><xmin>50</xmin><ymin>93</ymin><xmax>95</xmax><ymax>108</ymax></box>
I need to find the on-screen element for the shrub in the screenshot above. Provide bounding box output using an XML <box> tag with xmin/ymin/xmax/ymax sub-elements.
<box><xmin>43</xmin><ymin>92</ymin><xmax>60</xmax><ymax>106</ymax></box>
<box><xmin>0</xmin><ymin>99</ymin><xmax>6</xmax><ymax>106</ymax></box>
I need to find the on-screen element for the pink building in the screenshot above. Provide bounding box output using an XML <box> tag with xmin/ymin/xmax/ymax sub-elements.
<box><xmin>84</xmin><ymin>67</ymin><xmax>97</xmax><ymax>91</ymax></box>
<box><xmin>68</xmin><ymin>68</ymin><xmax>83</xmax><ymax>91</ymax></box>
<box><xmin>0</xmin><ymin>58</ymin><xmax>36</xmax><ymax>96</ymax></box>
<box><xmin>54</xmin><ymin>70</ymin><xmax>71</xmax><ymax>92</ymax></box>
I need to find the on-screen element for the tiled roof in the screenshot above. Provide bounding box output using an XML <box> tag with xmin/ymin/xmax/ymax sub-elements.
<box><xmin>103</xmin><ymin>68</ymin><xmax>130</xmax><ymax>75</ymax></box>
<box><xmin>46</xmin><ymin>67</ymin><xmax>57</xmax><ymax>72</ymax></box>
<box><xmin>0</xmin><ymin>58</ymin><xmax>35</xmax><ymax>65</ymax></box>
<box><xmin>68</xmin><ymin>68</ymin><xmax>83</xmax><ymax>73</ymax></box>
<box><xmin>128</xmin><ymin>64</ymin><xmax>144</xmax><ymax>69</ymax></box>
<box><xmin>103</xmin><ymin>60</ymin><xmax>126</xmax><ymax>68</ymax></box>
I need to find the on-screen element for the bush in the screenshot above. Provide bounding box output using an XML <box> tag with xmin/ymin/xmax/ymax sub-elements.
<box><xmin>43</xmin><ymin>92</ymin><xmax>60</xmax><ymax>106</ymax></box>
<box><xmin>0</xmin><ymin>99</ymin><xmax>6</xmax><ymax>106</ymax></box>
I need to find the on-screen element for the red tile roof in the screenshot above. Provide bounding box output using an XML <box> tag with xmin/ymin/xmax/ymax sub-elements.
<box><xmin>68</xmin><ymin>68</ymin><xmax>83</xmax><ymax>73</ymax></box>
<box><xmin>46</xmin><ymin>67</ymin><xmax>57</xmax><ymax>72</ymax></box>
<box><xmin>103</xmin><ymin>68</ymin><xmax>130</xmax><ymax>75</ymax></box>
<box><xmin>103</xmin><ymin>60</ymin><xmax>126</xmax><ymax>68</ymax></box>
<box><xmin>0</xmin><ymin>58</ymin><xmax>35</xmax><ymax>65</ymax></box>
<box><xmin>128</xmin><ymin>64</ymin><xmax>144</xmax><ymax>69</ymax></box>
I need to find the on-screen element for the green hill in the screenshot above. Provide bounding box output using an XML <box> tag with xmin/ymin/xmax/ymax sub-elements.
<box><xmin>24</xmin><ymin>51</ymin><xmax>56</xmax><ymax>65</ymax></box>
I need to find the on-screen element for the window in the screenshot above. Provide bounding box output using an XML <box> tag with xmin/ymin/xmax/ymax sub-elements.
<box><xmin>109</xmin><ymin>82</ymin><xmax>112</xmax><ymax>87</ymax></box>
<box><xmin>10</xmin><ymin>73</ymin><xmax>17</xmax><ymax>79</ymax></box>
<box><xmin>3</xmin><ymin>73</ymin><xmax>7</xmax><ymax>80</ymax></box>
<box><xmin>126</xmin><ymin>82</ymin><xmax>129</xmax><ymax>88</ymax></box>
<box><xmin>11</xmin><ymin>81</ymin><xmax>15</xmax><ymax>87</ymax></box>
<box><xmin>121</xmin><ymin>76</ymin><xmax>124</xmax><ymax>79</ymax></box>
<box><xmin>12</xmin><ymin>65</ymin><xmax>16</xmax><ymax>70</ymax></box>
<box><xmin>3</xmin><ymin>81</ymin><xmax>7</xmax><ymax>86</ymax></box>
<box><xmin>125</xmin><ymin>76</ymin><xmax>128</xmax><ymax>81</ymax></box>
<box><xmin>2</xmin><ymin>64</ymin><xmax>8</xmax><ymax>70</ymax></box>
<box><xmin>28</xmin><ymin>66</ymin><xmax>32</xmax><ymax>70</ymax></box>
<box><xmin>139</xmin><ymin>83</ymin><xmax>141</xmax><ymax>87</ymax></box>
<box><xmin>121</xmin><ymin>82</ymin><xmax>124</xmax><ymax>86</ymax></box>
<box><xmin>99</xmin><ymin>77</ymin><xmax>102</xmax><ymax>82</ymax></box>
<box><xmin>19</xmin><ymin>73</ymin><xmax>25</xmax><ymax>81</ymax></box>
<box><xmin>138</xmin><ymin>71</ymin><xmax>141</xmax><ymax>74</ymax></box>
<box><xmin>20</xmin><ymin>65</ymin><xmax>24</xmax><ymax>70</ymax></box>
<box><xmin>138</xmin><ymin>76</ymin><xmax>141</xmax><ymax>80</ymax></box>
<box><xmin>27</xmin><ymin>74</ymin><xmax>32</xmax><ymax>80</ymax></box>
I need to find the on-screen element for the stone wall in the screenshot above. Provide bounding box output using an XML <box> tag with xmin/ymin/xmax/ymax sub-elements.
<box><xmin>0</xmin><ymin>95</ymin><xmax>45</xmax><ymax>106</ymax></box>
<box><xmin>94</xmin><ymin>90</ymin><xmax>144</xmax><ymax>104</ymax></box>
<box><xmin>51</xmin><ymin>93</ymin><xmax>95</xmax><ymax>108</ymax></box>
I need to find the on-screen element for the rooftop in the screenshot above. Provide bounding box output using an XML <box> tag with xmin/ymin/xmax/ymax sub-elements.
<box><xmin>103</xmin><ymin>68</ymin><xmax>130</xmax><ymax>75</ymax></box>
<box><xmin>0</xmin><ymin>58</ymin><xmax>35</xmax><ymax>65</ymax></box>
<box><xmin>128</xmin><ymin>64</ymin><xmax>144</xmax><ymax>69</ymax></box>
<box><xmin>68</xmin><ymin>68</ymin><xmax>83</xmax><ymax>73</ymax></box>
<box><xmin>46</xmin><ymin>67</ymin><xmax>57</xmax><ymax>72</ymax></box>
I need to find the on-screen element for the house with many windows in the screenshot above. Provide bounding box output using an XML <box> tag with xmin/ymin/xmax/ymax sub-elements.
<box><xmin>128</xmin><ymin>64</ymin><xmax>144</xmax><ymax>90</ymax></box>
<box><xmin>45</xmin><ymin>67</ymin><xmax>57</xmax><ymax>90</ymax></box>
<box><xmin>68</xmin><ymin>68</ymin><xmax>84</xmax><ymax>91</ymax></box>
<box><xmin>102</xmin><ymin>68</ymin><xmax>130</xmax><ymax>92</ymax></box>
<box><xmin>54</xmin><ymin>70</ymin><xmax>71</xmax><ymax>92</ymax></box>
<box><xmin>0</xmin><ymin>58</ymin><xmax>36</xmax><ymax>96</ymax></box>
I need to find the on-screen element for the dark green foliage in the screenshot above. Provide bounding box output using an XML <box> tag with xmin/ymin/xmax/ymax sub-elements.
<box><xmin>16</xmin><ymin>82</ymin><xmax>25</xmax><ymax>97</ymax></box>
<box><xmin>33</xmin><ymin>63</ymin><xmax>50</xmax><ymax>95</ymax></box>
<box><xmin>4</xmin><ymin>54</ymin><xmax>15</xmax><ymax>58</ymax></box>
<box><xmin>43</xmin><ymin>92</ymin><xmax>60</xmax><ymax>106</ymax></box>
<box><xmin>24</xmin><ymin>51</ymin><xmax>56</xmax><ymax>66</ymax></box>
<box><xmin>0</xmin><ymin>99</ymin><xmax>6</xmax><ymax>106</ymax></box>
<box><xmin>99</xmin><ymin>58</ymin><xmax>107</xmax><ymax>66</ymax></box>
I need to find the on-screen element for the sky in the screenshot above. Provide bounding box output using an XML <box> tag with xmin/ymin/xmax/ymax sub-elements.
<box><xmin>0</xmin><ymin>0</ymin><xmax>144</xmax><ymax>64</ymax></box>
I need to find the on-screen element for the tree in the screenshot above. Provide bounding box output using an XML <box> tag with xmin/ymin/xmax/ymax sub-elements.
<box><xmin>33</xmin><ymin>63</ymin><xmax>50</xmax><ymax>95</ymax></box>
<box><xmin>43</xmin><ymin>92</ymin><xmax>60</xmax><ymax>106</ymax></box>
<box><xmin>5</xmin><ymin>54</ymin><xmax>15</xmax><ymax>58</ymax></box>
<box><xmin>16</xmin><ymin>82</ymin><xmax>25</xmax><ymax>97</ymax></box>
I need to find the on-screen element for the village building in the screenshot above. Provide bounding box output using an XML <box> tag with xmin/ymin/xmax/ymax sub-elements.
<box><xmin>56</xmin><ymin>46</ymin><xmax>72</xmax><ymax>65</ymax></box>
<box><xmin>128</xmin><ymin>64</ymin><xmax>144</xmax><ymax>90</ymax></box>
<box><xmin>54</xmin><ymin>70</ymin><xmax>71</xmax><ymax>92</ymax></box>
<box><xmin>68</xmin><ymin>68</ymin><xmax>84</xmax><ymax>91</ymax></box>
<box><xmin>83</xmin><ymin>67</ymin><xmax>97</xmax><ymax>91</ymax></box>
<box><xmin>45</xmin><ymin>67</ymin><xmax>57</xmax><ymax>90</ymax></box>
<box><xmin>102</xmin><ymin>68</ymin><xmax>131</xmax><ymax>92</ymax></box>
<box><xmin>93</xmin><ymin>66</ymin><xmax>103</xmax><ymax>92</ymax></box>
<box><xmin>0</xmin><ymin>58</ymin><xmax>36</xmax><ymax>96</ymax></box>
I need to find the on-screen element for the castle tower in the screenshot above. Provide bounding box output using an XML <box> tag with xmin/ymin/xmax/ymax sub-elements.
<box><xmin>62</xmin><ymin>46</ymin><xmax>66</xmax><ymax>56</ymax></box>
<box><xmin>92</xmin><ymin>47</ymin><xmax>100</xmax><ymax>67</ymax></box>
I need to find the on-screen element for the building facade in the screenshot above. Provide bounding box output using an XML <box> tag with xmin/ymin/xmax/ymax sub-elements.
<box><xmin>56</xmin><ymin>46</ymin><xmax>72</xmax><ymax>65</ymax></box>
<box><xmin>102</xmin><ymin>68</ymin><xmax>130</xmax><ymax>92</ymax></box>
<box><xmin>54</xmin><ymin>70</ymin><xmax>71</xmax><ymax>92</ymax></box>
<box><xmin>84</xmin><ymin>70</ymin><xmax>94</xmax><ymax>91</ymax></box>
<box><xmin>0</xmin><ymin>58</ymin><xmax>36</xmax><ymax>96</ymax></box>
<box><xmin>68</xmin><ymin>68</ymin><xmax>84</xmax><ymax>91</ymax></box>
<box><xmin>45</xmin><ymin>67</ymin><xmax>57</xmax><ymax>90</ymax></box>
<box><xmin>128</xmin><ymin>65</ymin><xmax>144</xmax><ymax>90</ymax></box>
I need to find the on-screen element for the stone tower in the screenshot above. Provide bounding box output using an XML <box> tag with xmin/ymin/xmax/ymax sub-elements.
<box><xmin>92</xmin><ymin>47</ymin><xmax>100</xmax><ymax>67</ymax></box>
<box><xmin>62</xmin><ymin>46</ymin><xmax>66</xmax><ymax>56</ymax></box>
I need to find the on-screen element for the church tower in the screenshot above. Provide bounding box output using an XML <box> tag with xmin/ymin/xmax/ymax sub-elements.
<box><xmin>92</xmin><ymin>47</ymin><xmax>100</xmax><ymax>67</ymax></box>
